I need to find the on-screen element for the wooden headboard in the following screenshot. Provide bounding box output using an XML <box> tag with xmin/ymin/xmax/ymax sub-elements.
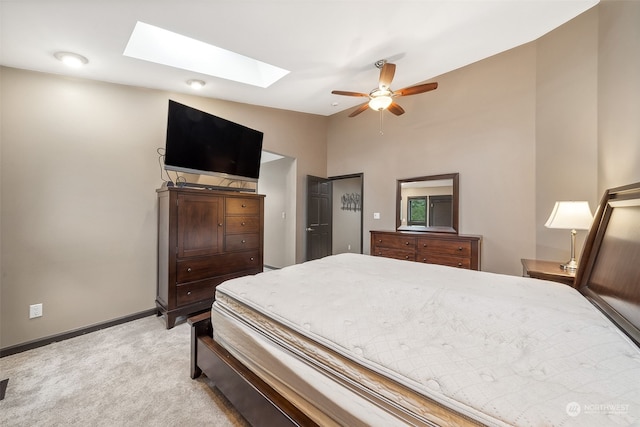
<box><xmin>576</xmin><ymin>181</ymin><xmax>640</xmax><ymax>346</ymax></box>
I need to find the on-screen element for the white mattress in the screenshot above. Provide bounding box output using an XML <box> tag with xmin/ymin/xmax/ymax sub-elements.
<box><xmin>212</xmin><ymin>253</ymin><xmax>640</xmax><ymax>426</ymax></box>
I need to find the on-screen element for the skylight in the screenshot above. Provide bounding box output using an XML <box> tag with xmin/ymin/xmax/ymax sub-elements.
<box><xmin>123</xmin><ymin>21</ymin><xmax>289</xmax><ymax>88</ymax></box>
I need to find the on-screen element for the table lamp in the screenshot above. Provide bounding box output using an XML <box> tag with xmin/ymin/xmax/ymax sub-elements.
<box><xmin>545</xmin><ymin>201</ymin><xmax>593</xmax><ymax>271</ymax></box>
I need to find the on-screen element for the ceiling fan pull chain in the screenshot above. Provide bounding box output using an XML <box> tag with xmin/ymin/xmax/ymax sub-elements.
<box><xmin>379</xmin><ymin>110</ymin><xmax>384</xmax><ymax>135</ymax></box>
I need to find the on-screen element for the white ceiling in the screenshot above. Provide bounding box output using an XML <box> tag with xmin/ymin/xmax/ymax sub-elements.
<box><xmin>0</xmin><ymin>0</ymin><xmax>598</xmax><ymax>116</ymax></box>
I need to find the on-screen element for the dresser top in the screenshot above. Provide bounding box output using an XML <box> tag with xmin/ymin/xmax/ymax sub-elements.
<box><xmin>371</xmin><ymin>230</ymin><xmax>482</xmax><ymax>240</ymax></box>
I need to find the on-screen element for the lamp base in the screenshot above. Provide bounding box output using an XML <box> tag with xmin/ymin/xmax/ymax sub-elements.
<box><xmin>561</xmin><ymin>259</ymin><xmax>579</xmax><ymax>272</ymax></box>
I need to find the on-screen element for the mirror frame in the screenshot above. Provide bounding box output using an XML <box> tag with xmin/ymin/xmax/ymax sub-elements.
<box><xmin>396</xmin><ymin>173</ymin><xmax>459</xmax><ymax>234</ymax></box>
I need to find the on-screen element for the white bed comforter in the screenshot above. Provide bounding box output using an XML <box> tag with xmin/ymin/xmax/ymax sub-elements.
<box><xmin>214</xmin><ymin>253</ymin><xmax>640</xmax><ymax>426</ymax></box>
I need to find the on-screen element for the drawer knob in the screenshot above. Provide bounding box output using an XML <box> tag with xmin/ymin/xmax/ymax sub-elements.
<box><xmin>378</xmin><ymin>239</ymin><xmax>382</xmax><ymax>243</ymax></box>
<box><xmin>458</xmin><ymin>263</ymin><xmax>463</xmax><ymax>267</ymax></box>
<box><xmin>250</xmin><ymin>257</ymin><xmax>255</xmax><ymax>261</ymax></box>
<box><xmin>187</xmin><ymin>267</ymin><xmax>192</xmax><ymax>272</ymax></box>
<box><xmin>187</xmin><ymin>291</ymin><xmax>192</xmax><ymax>296</ymax></box>
<box><xmin>241</xmin><ymin>222</ymin><xmax>246</xmax><ymax>226</ymax></box>
<box><xmin>405</xmin><ymin>241</ymin><xmax>410</xmax><ymax>245</ymax></box>
<box><xmin>405</xmin><ymin>255</ymin><xmax>409</xmax><ymax>259</ymax></box>
<box><xmin>458</xmin><ymin>247</ymin><xmax>463</xmax><ymax>251</ymax></box>
<box><xmin>423</xmin><ymin>243</ymin><xmax>427</xmax><ymax>247</ymax></box>
<box><xmin>242</xmin><ymin>204</ymin><xmax>247</xmax><ymax>208</ymax></box>
<box><xmin>218</xmin><ymin>223</ymin><xmax>223</xmax><ymax>227</ymax></box>
<box><xmin>241</xmin><ymin>239</ymin><xmax>246</xmax><ymax>243</ymax></box>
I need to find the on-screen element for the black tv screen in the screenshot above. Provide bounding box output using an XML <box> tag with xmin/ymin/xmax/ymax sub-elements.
<box><xmin>164</xmin><ymin>100</ymin><xmax>264</xmax><ymax>182</ymax></box>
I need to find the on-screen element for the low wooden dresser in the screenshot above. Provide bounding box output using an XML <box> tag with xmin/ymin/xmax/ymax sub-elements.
<box><xmin>370</xmin><ymin>230</ymin><xmax>482</xmax><ymax>270</ymax></box>
<box><xmin>157</xmin><ymin>186</ymin><xmax>265</xmax><ymax>328</ymax></box>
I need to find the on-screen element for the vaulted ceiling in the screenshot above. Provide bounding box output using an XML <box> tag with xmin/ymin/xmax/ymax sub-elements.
<box><xmin>0</xmin><ymin>0</ymin><xmax>598</xmax><ymax>116</ymax></box>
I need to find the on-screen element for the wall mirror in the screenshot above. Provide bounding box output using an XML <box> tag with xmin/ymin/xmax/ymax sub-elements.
<box><xmin>396</xmin><ymin>173</ymin><xmax>459</xmax><ymax>233</ymax></box>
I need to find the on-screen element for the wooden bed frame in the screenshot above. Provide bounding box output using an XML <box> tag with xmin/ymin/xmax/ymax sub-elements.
<box><xmin>189</xmin><ymin>181</ymin><xmax>640</xmax><ymax>426</ymax></box>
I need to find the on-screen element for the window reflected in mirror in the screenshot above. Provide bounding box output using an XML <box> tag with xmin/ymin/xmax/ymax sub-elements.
<box><xmin>407</xmin><ymin>197</ymin><xmax>427</xmax><ymax>226</ymax></box>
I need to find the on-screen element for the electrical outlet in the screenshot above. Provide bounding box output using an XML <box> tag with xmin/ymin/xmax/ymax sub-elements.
<box><xmin>29</xmin><ymin>303</ymin><xmax>43</xmax><ymax>319</ymax></box>
<box><xmin>373</xmin><ymin>212</ymin><xmax>381</xmax><ymax>219</ymax></box>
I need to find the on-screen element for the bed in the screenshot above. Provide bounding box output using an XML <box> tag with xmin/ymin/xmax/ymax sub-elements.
<box><xmin>189</xmin><ymin>182</ymin><xmax>640</xmax><ymax>426</ymax></box>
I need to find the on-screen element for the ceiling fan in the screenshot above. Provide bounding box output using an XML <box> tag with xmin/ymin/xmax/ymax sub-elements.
<box><xmin>332</xmin><ymin>60</ymin><xmax>438</xmax><ymax>117</ymax></box>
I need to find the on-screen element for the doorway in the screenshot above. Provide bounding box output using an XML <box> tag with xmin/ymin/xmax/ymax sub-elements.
<box><xmin>258</xmin><ymin>151</ymin><xmax>296</xmax><ymax>269</ymax></box>
<box><xmin>330</xmin><ymin>174</ymin><xmax>363</xmax><ymax>255</ymax></box>
<box><xmin>305</xmin><ymin>173</ymin><xmax>363</xmax><ymax>261</ymax></box>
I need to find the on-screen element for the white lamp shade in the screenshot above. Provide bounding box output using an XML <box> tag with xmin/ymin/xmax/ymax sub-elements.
<box><xmin>545</xmin><ymin>201</ymin><xmax>593</xmax><ymax>230</ymax></box>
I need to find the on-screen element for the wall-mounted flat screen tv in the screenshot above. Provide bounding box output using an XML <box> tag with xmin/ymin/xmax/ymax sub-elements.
<box><xmin>164</xmin><ymin>100</ymin><xmax>264</xmax><ymax>182</ymax></box>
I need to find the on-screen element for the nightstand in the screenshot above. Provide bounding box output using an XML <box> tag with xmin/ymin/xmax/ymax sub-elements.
<box><xmin>521</xmin><ymin>258</ymin><xmax>576</xmax><ymax>287</ymax></box>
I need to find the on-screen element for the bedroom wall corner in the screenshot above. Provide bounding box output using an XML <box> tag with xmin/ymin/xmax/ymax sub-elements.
<box><xmin>597</xmin><ymin>0</ymin><xmax>640</xmax><ymax>193</ymax></box>
<box><xmin>534</xmin><ymin>7</ymin><xmax>599</xmax><ymax>263</ymax></box>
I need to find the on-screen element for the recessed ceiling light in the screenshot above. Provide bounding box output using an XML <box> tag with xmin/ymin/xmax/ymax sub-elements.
<box><xmin>54</xmin><ymin>51</ymin><xmax>88</xmax><ymax>68</ymax></box>
<box><xmin>187</xmin><ymin>79</ymin><xmax>206</xmax><ymax>89</ymax></box>
<box><xmin>123</xmin><ymin>21</ymin><xmax>289</xmax><ymax>88</ymax></box>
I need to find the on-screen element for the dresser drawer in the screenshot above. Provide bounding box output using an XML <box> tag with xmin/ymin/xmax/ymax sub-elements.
<box><xmin>419</xmin><ymin>254</ymin><xmax>471</xmax><ymax>269</ymax></box>
<box><xmin>176</xmin><ymin>251</ymin><xmax>261</xmax><ymax>283</ymax></box>
<box><xmin>176</xmin><ymin>269</ymin><xmax>261</xmax><ymax>305</ymax></box>
<box><xmin>372</xmin><ymin>235</ymin><xmax>416</xmax><ymax>250</ymax></box>
<box><xmin>225</xmin><ymin>216</ymin><xmax>260</xmax><ymax>234</ymax></box>
<box><xmin>226</xmin><ymin>197</ymin><xmax>260</xmax><ymax>215</ymax></box>
<box><xmin>418</xmin><ymin>238</ymin><xmax>471</xmax><ymax>257</ymax></box>
<box><xmin>176</xmin><ymin>277</ymin><xmax>219</xmax><ymax>306</ymax></box>
<box><xmin>372</xmin><ymin>247</ymin><xmax>416</xmax><ymax>261</ymax></box>
<box><xmin>225</xmin><ymin>233</ymin><xmax>260</xmax><ymax>251</ymax></box>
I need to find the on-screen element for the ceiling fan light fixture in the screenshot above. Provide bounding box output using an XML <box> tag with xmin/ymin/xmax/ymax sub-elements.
<box><xmin>368</xmin><ymin>92</ymin><xmax>392</xmax><ymax>111</ymax></box>
<box><xmin>332</xmin><ymin>62</ymin><xmax>436</xmax><ymax>118</ymax></box>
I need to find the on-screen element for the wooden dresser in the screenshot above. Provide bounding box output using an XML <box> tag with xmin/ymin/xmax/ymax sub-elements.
<box><xmin>157</xmin><ymin>186</ymin><xmax>265</xmax><ymax>328</ymax></box>
<box><xmin>370</xmin><ymin>230</ymin><xmax>482</xmax><ymax>270</ymax></box>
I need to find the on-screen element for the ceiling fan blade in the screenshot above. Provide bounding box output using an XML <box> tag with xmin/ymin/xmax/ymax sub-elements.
<box><xmin>348</xmin><ymin>102</ymin><xmax>370</xmax><ymax>117</ymax></box>
<box><xmin>387</xmin><ymin>102</ymin><xmax>405</xmax><ymax>116</ymax></box>
<box><xmin>379</xmin><ymin>62</ymin><xmax>396</xmax><ymax>90</ymax></box>
<box><xmin>332</xmin><ymin>90</ymin><xmax>369</xmax><ymax>97</ymax></box>
<box><xmin>394</xmin><ymin>82</ymin><xmax>438</xmax><ymax>97</ymax></box>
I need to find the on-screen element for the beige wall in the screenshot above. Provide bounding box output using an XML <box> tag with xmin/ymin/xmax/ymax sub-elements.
<box><xmin>535</xmin><ymin>7</ymin><xmax>599</xmax><ymax>262</ymax></box>
<box><xmin>597</xmin><ymin>0</ymin><xmax>640</xmax><ymax>193</ymax></box>
<box><xmin>328</xmin><ymin>43</ymin><xmax>538</xmax><ymax>274</ymax></box>
<box><xmin>0</xmin><ymin>68</ymin><xmax>326</xmax><ymax>348</ymax></box>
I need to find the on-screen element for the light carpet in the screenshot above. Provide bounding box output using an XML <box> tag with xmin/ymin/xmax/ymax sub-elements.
<box><xmin>0</xmin><ymin>315</ymin><xmax>249</xmax><ymax>426</ymax></box>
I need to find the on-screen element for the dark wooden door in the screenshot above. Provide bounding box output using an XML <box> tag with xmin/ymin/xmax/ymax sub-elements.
<box><xmin>177</xmin><ymin>193</ymin><xmax>224</xmax><ymax>258</ymax></box>
<box><xmin>306</xmin><ymin>176</ymin><xmax>332</xmax><ymax>261</ymax></box>
<box><xmin>429</xmin><ymin>195</ymin><xmax>453</xmax><ymax>227</ymax></box>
